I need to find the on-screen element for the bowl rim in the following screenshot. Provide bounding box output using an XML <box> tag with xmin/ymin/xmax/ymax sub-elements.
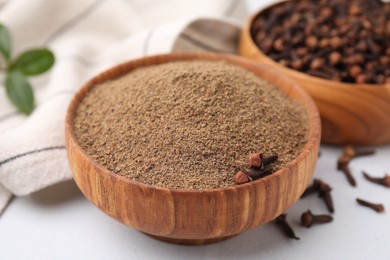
<box><xmin>65</xmin><ymin>52</ymin><xmax>321</xmax><ymax>194</ymax></box>
<box><xmin>246</xmin><ymin>0</ymin><xmax>390</xmax><ymax>89</ymax></box>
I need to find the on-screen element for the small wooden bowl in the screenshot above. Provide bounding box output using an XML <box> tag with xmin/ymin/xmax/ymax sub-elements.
<box><xmin>65</xmin><ymin>53</ymin><xmax>321</xmax><ymax>245</ymax></box>
<box><xmin>239</xmin><ymin>1</ymin><xmax>390</xmax><ymax>145</ymax></box>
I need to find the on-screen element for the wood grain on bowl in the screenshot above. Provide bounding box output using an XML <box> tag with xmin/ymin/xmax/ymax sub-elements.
<box><xmin>65</xmin><ymin>53</ymin><xmax>321</xmax><ymax>244</ymax></box>
<box><xmin>239</xmin><ymin>4</ymin><xmax>390</xmax><ymax>145</ymax></box>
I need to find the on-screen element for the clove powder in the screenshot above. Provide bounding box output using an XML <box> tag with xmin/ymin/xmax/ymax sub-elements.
<box><xmin>73</xmin><ymin>61</ymin><xmax>308</xmax><ymax>189</ymax></box>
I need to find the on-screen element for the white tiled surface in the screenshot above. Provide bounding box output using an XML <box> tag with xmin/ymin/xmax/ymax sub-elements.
<box><xmin>1</xmin><ymin>1</ymin><xmax>390</xmax><ymax>259</ymax></box>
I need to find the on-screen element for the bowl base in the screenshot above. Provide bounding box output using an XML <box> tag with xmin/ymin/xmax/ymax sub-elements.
<box><xmin>145</xmin><ymin>233</ymin><xmax>237</xmax><ymax>245</ymax></box>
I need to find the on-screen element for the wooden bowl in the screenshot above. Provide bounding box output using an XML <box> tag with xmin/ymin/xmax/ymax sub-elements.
<box><xmin>239</xmin><ymin>1</ymin><xmax>390</xmax><ymax>145</ymax></box>
<box><xmin>65</xmin><ymin>53</ymin><xmax>321</xmax><ymax>245</ymax></box>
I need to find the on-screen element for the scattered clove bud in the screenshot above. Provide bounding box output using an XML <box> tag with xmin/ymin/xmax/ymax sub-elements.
<box><xmin>301</xmin><ymin>179</ymin><xmax>320</xmax><ymax>198</ymax></box>
<box><xmin>337</xmin><ymin>145</ymin><xmax>375</xmax><ymax>187</ymax></box>
<box><xmin>317</xmin><ymin>180</ymin><xmax>334</xmax><ymax>213</ymax></box>
<box><xmin>301</xmin><ymin>179</ymin><xmax>334</xmax><ymax>213</ymax></box>
<box><xmin>275</xmin><ymin>213</ymin><xmax>300</xmax><ymax>240</ymax></box>
<box><xmin>362</xmin><ymin>171</ymin><xmax>390</xmax><ymax>188</ymax></box>
<box><xmin>337</xmin><ymin>153</ymin><xmax>355</xmax><ymax>186</ymax></box>
<box><xmin>343</xmin><ymin>145</ymin><xmax>376</xmax><ymax>159</ymax></box>
<box><xmin>356</xmin><ymin>198</ymin><xmax>385</xmax><ymax>213</ymax></box>
<box><xmin>337</xmin><ymin>154</ymin><xmax>350</xmax><ymax>170</ymax></box>
<box><xmin>301</xmin><ymin>210</ymin><xmax>333</xmax><ymax>228</ymax></box>
<box><xmin>338</xmin><ymin>163</ymin><xmax>357</xmax><ymax>187</ymax></box>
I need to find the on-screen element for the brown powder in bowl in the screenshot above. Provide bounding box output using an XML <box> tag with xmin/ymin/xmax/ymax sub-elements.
<box><xmin>73</xmin><ymin>60</ymin><xmax>308</xmax><ymax>190</ymax></box>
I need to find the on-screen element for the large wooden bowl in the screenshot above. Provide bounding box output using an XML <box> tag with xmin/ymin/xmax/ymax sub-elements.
<box><xmin>65</xmin><ymin>53</ymin><xmax>321</xmax><ymax>245</ymax></box>
<box><xmin>239</xmin><ymin>1</ymin><xmax>390</xmax><ymax>145</ymax></box>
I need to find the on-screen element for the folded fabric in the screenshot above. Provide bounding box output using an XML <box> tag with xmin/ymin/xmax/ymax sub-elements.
<box><xmin>0</xmin><ymin>0</ymin><xmax>249</xmax><ymax>214</ymax></box>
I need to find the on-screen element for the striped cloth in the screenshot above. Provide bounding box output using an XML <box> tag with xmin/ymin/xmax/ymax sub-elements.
<box><xmin>0</xmin><ymin>0</ymin><xmax>249</xmax><ymax>214</ymax></box>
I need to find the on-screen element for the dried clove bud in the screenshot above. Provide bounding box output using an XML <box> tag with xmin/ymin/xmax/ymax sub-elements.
<box><xmin>273</xmin><ymin>38</ymin><xmax>284</xmax><ymax>51</ymax></box>
<box><xmin>234</xmin><ymin>170</ymin><xmax>251</xmax><ymax>184</ymax></box>
<box><xmin>348</xmin><ymin>65</ymin><xmax>362</xmax><ymax>78</ymax></box>
<box><xmin>329</xmin><ymin>51</ymin><xmax>341</xmax><ymax>65</ymax></box>
<box><xmin>362</xmin><ymin>171</ymin><xmax>390</xmax><ymax>188</ymax></box>
<box><xmin>234</xmin><ymin>165</ymin><xmax>274</xmax><ymax>184</ymax></box>
<box><xmin>356</xmin><ymin>198</ymin><xmax>385</xmax><ymax>213</ymax></box>
<box><xmin>248</xmin><ymin>153</ymin><xmax>262</xmax><ymax>168</ymax></box>
<box><xmin>349</xmin><ymin>4</ymin><xmax>361</xmax><ymax>16</ymax></box>
<box><xmin>337</xmin><ymin>154</ymin><xmax>350</xmax><ymax>170</ymax></box>
<box><xmin>356</xmin><ymin>74</ymin><xmax>369</xmax><ymax>84</ymax></box>
<box><xmin>339</xmin><ymin>163</ymin><xmax>357</xmax><ymax>187</ymax></box>
<box><xmin>301</xmin><ymin>180</ymin><xmax>320</xmax><ymax>198</ymax></box>
<box><xmin>329</xmin><ymin>37</ymin><xmax>342</xmax><ymax>49</ymax></box>
<box><xmin>355</xmin><ymin>40</ymin><xmax>367</xmax><ymax>51</ymax></box>
<box><xmin>301</xmin><ymin>210</ymin><xmax>333</xmax><ymax>228</ymax></box>
<box><xmin>296</xmin><ymin>47</ymin><xmax>308</xmax><ymax>57</ymax></box>
<box><xmin>318</xmin><ymin>180</ymin><xmax>334</xmax><ymax>213</ymax></box>
<box><xmin>235</xmin><ymin>152</ymin><xmax>278</xmax><ymax>185</ymax></box>
<box><xmin>291</xmin><ymin>59</ymin><xmax>304</xmax><ymax>70</ymax></box>
<box><xmin>261</xmin><ymin>154</ymin><xmax>278</xmax><ymax>166</ymax></box>
<box><xmin>275</xmin><ymin>213</ymin><xmax>300</xmax><ymax>240</ymax></box>
<box><xmin>248</xmin><ymin>152</ymin><xmax>278</xmax><ymax>169</ymax></box>
<box><xmin>343</xmin><ymin>145</ymin><xmax>376</xmax><ymax>159</ymax></box>
<box><xmin>247</xmin><ymin>164</ymin><xmax>273</xmax><ymax>180</ymax></box>
<box><xmin>301</xmin><ymin>179</ymin><xmax>334</xmax><ymax>213</ymax></box>
<box><xmin>310</xmin><ymin>58</ymin><xmax>325</xmax><ymax>70</ymax></box>
<box><xmin>337</xmin><ymin>146</ymin><xmax>375</xmax><ymax>187</ymax></box>
<box><xmin>305</xmin><ymin>35</ymin><xmax>318</xmax><ymax>49</ymax></box>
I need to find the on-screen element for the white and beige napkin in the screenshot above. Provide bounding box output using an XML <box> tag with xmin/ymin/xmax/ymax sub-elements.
<box><xmin>0</xmin><ymin>0</ymin><xmax>255</xmax><ymax>214</ymax></box>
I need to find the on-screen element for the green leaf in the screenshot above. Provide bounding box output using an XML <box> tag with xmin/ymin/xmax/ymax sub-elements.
<box><xmin>11</xmin><ymin>48</ymin><xmax>55</xmax><ymax>76</ymax></box>
<box><xmin>0</xmin><ymin>24</ymin><xmax>11</xmax><ymax>60</ymax></box>
<box><xmin>5</xmin><ymin>70</ymin><xmax>34</xmax><ymax>115</ymax></box>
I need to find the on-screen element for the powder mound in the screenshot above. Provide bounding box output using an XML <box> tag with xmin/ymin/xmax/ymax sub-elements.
<box><xmin>74</xmin><ymin>61</ymin><xmax>308</xmax><ymax>190</ymax></box>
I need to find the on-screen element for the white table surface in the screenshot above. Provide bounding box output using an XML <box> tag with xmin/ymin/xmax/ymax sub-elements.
<box><xmin>1</xmin><ymin>145</ymin><xmax>390</xmax><ymax>259</ymax></box>
<box><xmin>2</xmin><ymin>1</ymin><xmax>390</xmax><ymax>259</ymax></box>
